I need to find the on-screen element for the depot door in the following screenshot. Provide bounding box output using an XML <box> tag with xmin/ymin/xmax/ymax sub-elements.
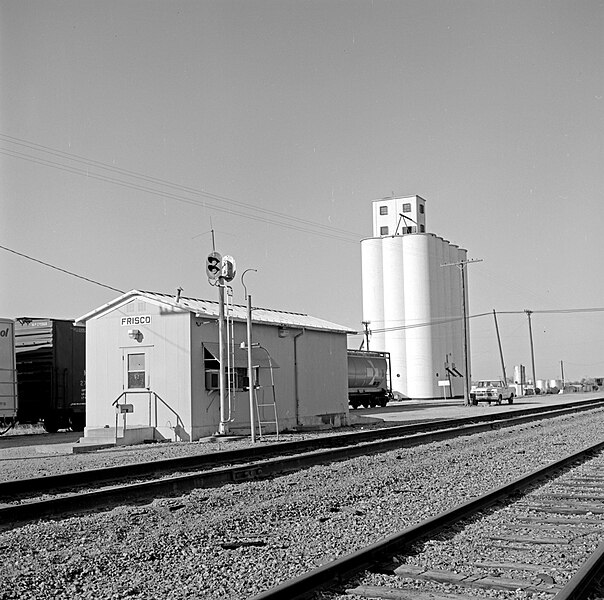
<box><xmin>122</xmin><ymin>348</ymin><xmax>151</xmax><ymax>425</ymax></box>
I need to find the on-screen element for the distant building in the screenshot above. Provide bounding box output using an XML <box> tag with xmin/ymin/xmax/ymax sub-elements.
<box><xmin>361</xmin><ymin>195</ymin><xmax>469</xmax><ymax>399</ymax></box>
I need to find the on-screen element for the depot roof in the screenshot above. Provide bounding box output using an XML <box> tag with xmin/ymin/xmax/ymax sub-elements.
<box><xmin>75</xmin><ymin>290</ymin><xmax>356</xmax><ymax>335</ymax></box>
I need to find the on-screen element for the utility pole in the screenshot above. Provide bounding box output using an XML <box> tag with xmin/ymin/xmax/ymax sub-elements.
<box><xmin>242</xmin><ymin>268</ymin><xmax>257</xmax><ymax>443</ymax></box>
<box><xmin>560</xmin><ymin>360</ymin><xmax>565</xmax><ymax>392</ymax></box>
<box><xmin>492</xmin><ymin>309</ymin><xmax>507</xmax><ymax>384</ymax></box>
<box><xmin>441</xmin><ymin>258</ymin><xmax>482</xmax><ymax>405</ymax></box>
<box><xmin>362</xmin><ymin>321</ymin><xmax>371</xmax><ymax>351</ymax></box>
<box><xmin>524</xmin><ymin>309</ymin><xmax>537</xmax><ymax>393</ymax></box>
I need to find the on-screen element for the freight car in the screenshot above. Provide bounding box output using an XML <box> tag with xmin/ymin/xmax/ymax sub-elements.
<box><xmin>347</xmin><ymin>349</ymin><xmax>393</xmax><ymax>409</ymax></box>
<box><xmin>15</xmin><ymin>318</ymin><xmax>86</xmax><ymax>432</ymax></box>
<box><xmin>0</xmin><ymin>318</ymin><xmax>17</xmax><ymax>424</ymax></box>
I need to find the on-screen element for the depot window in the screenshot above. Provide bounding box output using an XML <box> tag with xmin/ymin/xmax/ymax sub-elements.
<box><xmin>420</xmin><ymin>224</ymin><xmax>425</xmax><ymax>232</ymax></box>
<box><xmin>127</xmin><ymin>353</ymin><xmax>145</xmax><ymax>388</ymax></box>
<box><xmin>380</xmin><ymin>226</ymin><xmax>389</xmax><ymax>235</ymax></box>
<box><xmin>419</xmin><ymin>204</ymin><xmax>425</xmax><ymax>214</ymax></box>
<box><xmin>201</xmin><ymin>344</ymin><xmax>277</xmax><ymax>392</ymax></box>
<box><xmin>402</xmin><ymin>203</ymin><xmax>411</xmax><ymax>212</ymax></box>
<box><xmin>379</xmin><ymin>205</ymin><xmax>388</xmax><ymax>215</ymax></box>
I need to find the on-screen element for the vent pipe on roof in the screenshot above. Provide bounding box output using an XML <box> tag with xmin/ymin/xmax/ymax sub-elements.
<box><xmin>176</xmin><ymin>287</ymin><xmax>183</xmax><ymax>303</ymax></box>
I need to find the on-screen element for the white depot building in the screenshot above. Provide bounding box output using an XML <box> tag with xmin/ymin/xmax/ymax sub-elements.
<box><xmin>361</xmin><ymin>195</ymin><xmax>469</xmax><ymax>399</ymax></box>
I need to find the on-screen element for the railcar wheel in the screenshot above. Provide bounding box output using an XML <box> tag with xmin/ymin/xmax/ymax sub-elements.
<box><xmin>70</xmin><ymin>414</ymin><xmax>85</xmax><ymax>431</ymax></box>
<box><xmin>43</xmin><ymin>416</ymin><xmax>59</xmax><ymax>433</ymax></box>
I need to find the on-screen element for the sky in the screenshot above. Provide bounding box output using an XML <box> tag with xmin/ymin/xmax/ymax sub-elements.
<box><xmin>1</xmin><ymin>0</ymin><xmax>603</xmax><ymax>383</ymax></box>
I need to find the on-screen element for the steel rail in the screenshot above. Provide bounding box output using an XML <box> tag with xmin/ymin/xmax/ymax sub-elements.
<box><xmin>1</xmin><ymin>400</ymin><xmax>603</xmax><ymax>529</ymax></box>
<box><xmin>1</xmin><ymin>398</ymin><xmax>602</xmax><ymax>500</ymax></box>
<box><xmin>249</xmin><ymin>440</ymin><xmax>604</xmax><ymax>600</ymax></box>
<box><xmin>553</xmin><ymin>541</ymin><xmax>604</xmax><ymax>600</ymax></box>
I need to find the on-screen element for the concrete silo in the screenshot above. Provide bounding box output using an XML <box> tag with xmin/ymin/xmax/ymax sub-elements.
<box><xmin>361</xmin><ymin>195</ymin><xmax>469</xmax><ymax>399</ymax></box>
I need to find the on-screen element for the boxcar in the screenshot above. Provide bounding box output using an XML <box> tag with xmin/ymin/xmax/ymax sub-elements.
<box><xmin>0</xmin><ymin>318</ymin><xmax>18</xmax><ymax>423</ymax></box>
<box><xmin>15</xmin><ymin>318</ymin><xmax>86</xmax><ymax>432</ymax></box>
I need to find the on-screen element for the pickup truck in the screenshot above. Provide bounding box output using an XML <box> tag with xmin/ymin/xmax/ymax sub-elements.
<box><xmin>470</xmin><ymin>380</ymin><xmax>515</xmax><ymax>405</ymax></box>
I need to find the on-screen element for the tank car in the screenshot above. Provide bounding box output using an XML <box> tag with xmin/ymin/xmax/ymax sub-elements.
<box><xmin>347</xmin><ymin>349</ymin><xmax>393</xmax><ymax>409</ymax></box>
<box><xmin>15</xmin><ymin>318</ymin><xmax>86</xmax><ymax>432</ymax></box>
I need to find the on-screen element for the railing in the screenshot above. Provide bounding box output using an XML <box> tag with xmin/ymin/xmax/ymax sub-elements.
<box><xmin>111</xmin><ymin>389</ymin><xmax>185</xmax><ymax>442</ymax></box>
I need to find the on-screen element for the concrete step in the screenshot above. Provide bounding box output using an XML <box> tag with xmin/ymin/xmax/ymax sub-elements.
<box><xmin>73</xmin><ymin>426</ymin><xmax>159</xmax><ymax>453</ymax></box>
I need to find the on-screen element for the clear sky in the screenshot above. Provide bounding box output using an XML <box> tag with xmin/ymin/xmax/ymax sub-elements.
<box><xmin>1</xmin><ymin>0</ymin><xmax>603</xmax><ymax>383</ymax></box>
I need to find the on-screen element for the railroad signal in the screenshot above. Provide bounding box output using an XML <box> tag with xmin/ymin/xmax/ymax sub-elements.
<box><xmin>221</xmin><ymin>255</ymin><xmax>236</xmax><ymax>282</ymax></box>
<box><xmin>206</xmin><ymin>251</ymin><xmax>222</xmax><ymax>281</ymax></box>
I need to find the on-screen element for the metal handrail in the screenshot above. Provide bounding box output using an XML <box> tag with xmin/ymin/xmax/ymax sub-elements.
<box><xmin>152</xmin><ymin>391</ymin><xmax>185</xmax><ymax>432</ymax></box>
<box><xmin>111</xmin><ymin>389</ymin><xmax>185</xmax><ymax>442</ymax></box>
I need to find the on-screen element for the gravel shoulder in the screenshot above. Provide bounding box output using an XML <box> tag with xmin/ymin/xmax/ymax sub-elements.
<box><xmin>0</xmin><ymin>408</ymin><xmax>602</xmax><ymax>600</ymax></box>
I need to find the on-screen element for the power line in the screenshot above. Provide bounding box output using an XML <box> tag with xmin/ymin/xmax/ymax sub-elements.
<box><xmin>0</xmin><ymin>147</ymin><xmax>358</xmax><ymax>244</ymax></box>
<box><xmin>0</xmin><ymin>134</ymin><xmax>363</xmax><ymax>244</ymax></box>
<box><xmin>369</xmin><ymin>307</ymin><xmax>604</xmax><ymax>334</ymax></box>
<box><xmin>0</xmin><ymin>244</ymin><xmax>124</xmax><ymax>293</ymax></box>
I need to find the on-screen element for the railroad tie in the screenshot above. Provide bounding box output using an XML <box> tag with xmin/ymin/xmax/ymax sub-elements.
<box><xmin>346</xmin><ymin>585</ymin><xmax>476</xmax><ymax>599</ymax></box>
<box><xmin>393</xmin><ymin>565</ymin><xmax>563</xmax><ymax>594</ymax></box>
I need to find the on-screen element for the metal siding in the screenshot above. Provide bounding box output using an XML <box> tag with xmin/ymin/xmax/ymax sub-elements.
<box><xmin>296</xmin><ymin>329</ymin><xmax>348</xmax><ymax>418</ymax></box>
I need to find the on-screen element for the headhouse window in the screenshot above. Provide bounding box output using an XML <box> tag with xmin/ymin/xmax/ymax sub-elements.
<box><xmin>380</xmin><ymin>226</ymin><xmax>389</xmax><ymax>236</ymax></box>
<box><xmin>402</xmin><ymin>203</ymin><xmax>411</xmax><ymax>213</ymax></box>
<box><xmin>379</xmin><ymin>205</ymin><xmax>388</xmax><ymax>215</ymax></box>
<box><xmin>419</xmin><ymin>204</ymin><xmax>425</xmax><ymax>214</ymax></box>
<box><xmin>420</xmin><ymin>224</ymin><xmax>425</xmax><ymax>232</ymax></box>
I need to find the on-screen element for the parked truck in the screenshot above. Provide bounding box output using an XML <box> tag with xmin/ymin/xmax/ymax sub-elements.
<box><xmin>470</xmin><ymin>379</ymin><xmax>515</xmax><ymax>405</ymax></box>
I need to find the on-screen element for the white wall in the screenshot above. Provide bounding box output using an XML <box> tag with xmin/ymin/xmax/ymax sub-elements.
<box><xmin>84</xmin><ymin>300</ymin><xmax>192</xmax><ymax>441</ymax></box>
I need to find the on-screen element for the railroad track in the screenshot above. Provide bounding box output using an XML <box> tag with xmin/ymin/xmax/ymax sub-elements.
<box><xmin>1</xmin><ymin>399</ymin><xmax>604</xmax><ymax>528</ymax></box>
<box><xmin>250</xmin><ymin>441</ymin><xmax>604</xmax><ymax>600</ymax></box>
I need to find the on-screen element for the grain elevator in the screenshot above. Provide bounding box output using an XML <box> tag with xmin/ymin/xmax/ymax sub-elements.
<box><xmin>361</xmin><ymin>195</ymin><xmax>469</xmax><ymax>399</ymax></box>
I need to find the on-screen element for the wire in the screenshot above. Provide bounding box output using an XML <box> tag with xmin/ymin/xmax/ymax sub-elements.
<box><xmin>370</xmin><ymin>312</ymin><xmax>492</xmax><ymax>334</ymax></box>
<box><xmin>0</xmin><ymin>147</ymin><xmax>359</xmax><ymax>244</ymax></box>
<box><xmin>0</xmin><ymin>244</ymin><xmax>124</xmax><ymax>293</ymax></box>
<box><xmin>368</xmin><ymin>307</ymin><xmax>604</xmax><ymax>335</ymax></box>
<box><xmin>0</xmin><ymin>134</ymin><xmax>364</xmax><ymax>244</ymax></box>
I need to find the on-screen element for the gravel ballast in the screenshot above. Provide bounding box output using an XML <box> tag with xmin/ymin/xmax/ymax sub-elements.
<box><xmin>0</xmin><ymin>409</ymin><xmax>603</xmax><ymax>600</ymax></box>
